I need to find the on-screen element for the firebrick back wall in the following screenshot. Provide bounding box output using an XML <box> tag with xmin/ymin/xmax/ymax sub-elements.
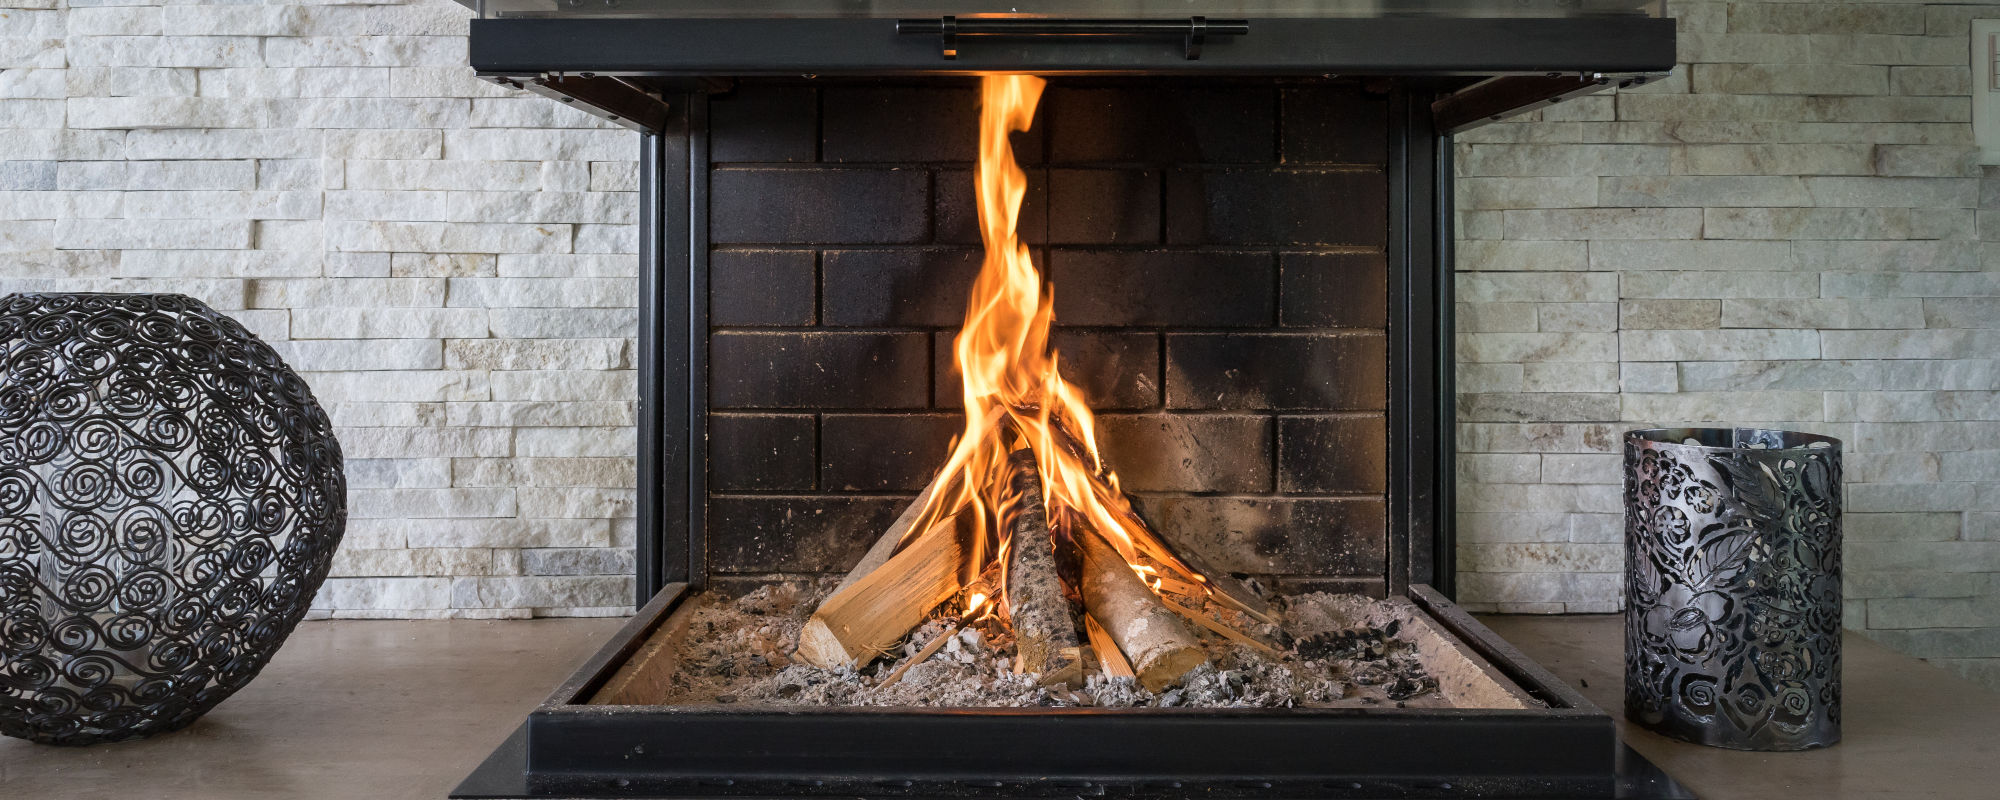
<box><xmin>702</xmin><ymin>80</ymin><xmax>1394</xmax><ymax>593</ymax></box>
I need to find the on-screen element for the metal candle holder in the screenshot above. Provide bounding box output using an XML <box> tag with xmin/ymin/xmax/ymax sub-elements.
<box><xmin>1624</xmin><ymin>427</ymin><xmax>1841</xmax><ymax>751</ymax></box>
<box><xmin>0</xmin><ymin>293</ymin><xmax>346</xmax><ymax>745</ymax></box>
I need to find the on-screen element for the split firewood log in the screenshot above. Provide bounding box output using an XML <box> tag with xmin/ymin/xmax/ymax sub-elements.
<box><xmin>1083</xmin><ymin>613</ymin><xmax>1135</xmax><ymax>680</ymax></box>
<box><xmin>1078</xmin><ymin>529</ymin><xmax>1207</xmax><ymax>692</ymax></box>
<box><xmin>1001</xmin><ymin>449</ymin><xmax>1083</xmax><ymax>688</ymax></box>
<box><xmin>796</xmin><ymin>408</ymin><xmax>1006</xmax><ymax>669</ymax></box>
<box><xmin>796</xmin><ymin>470</ymin><xmax>964</xmax><ymax>669</ymax></box>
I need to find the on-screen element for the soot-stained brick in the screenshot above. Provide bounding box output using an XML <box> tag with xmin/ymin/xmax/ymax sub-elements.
<box><xmin>1050</xmin><ymin>330</ymin><xmax>1161</xmax><ymax>410</ymax></box>
<box><xmin>1165</xmin><ymin>169</ymin><xmax>1387</xmax><ymax>247</ymax></box>
<box><xmin>1278</xmin><ymin>415</ymin><xmax>1388</xmax><ymax>494</ymax></box>
<box><xmin>711</xmin><ymin>331</ymin><xmax>929</xmax><ymax>409</ymax></box>
<box><xmin>823</xmin><ymin>86</ymin><xmax>980</xmax><ymax>163</ymax></box>
<box><xmin>1048</xmin><ymin>250</ymin><xmax>1274</xmax><ymax>327</ymax></box>
<box><xmin>820</xmin><ymin>413</ymin><xmax>963</xmax><ymax>491</ymax></box>
<box><xmin>1166</xmin><ymin>333</ymin><xmax>1388</xmax><ymax>411</ymax></box>
<box><xmin>930</xmin><ymin>330</ymin><xmax>1161</xmax><ymax>411</ymax></box>
<box><xmin>709</xmin><ymin>413</ymin><xmax>816</xmax><ymax>491</ymax></box>
<box><xmin>711</xmin><ymin>249</ymin><xmax>816</xmax><ymax>326</ymax></box>
<box><xmin>1280</xmin><ymin>577</ymin><xmax>1389</xmax><ymax>598</ymax></box>
<box><xmin>710</xmin><ymin>85</ymin><xmax>818</xmax><ymax>163</ymax></box>
<box><xmin>1047</xmin><ymin>169</ymin><xmax>1160</xmax><ymax>244</ymax></box>
<box><xmin>821</xmin><ymin>248</ymin><xmax>981</xmax><ymax>327</ymax></box>
<box><xmin>1045</xmin><ymin>86</ymin><xmax>1276</xmax><ymax>164</ymax></box>
<box><xmin>1096</xmin><ymin>414</ymin><xmax>1272</xmax><ymax>493</ymax></box>
<box><xmin>936</xmin><ymin>167</ymin><xmax>1047</xmax><ymax>245</ymax></box>
<box><xmin>1280</xmin><ymin>86</ymin><xmax>1388</xmax><ymax>165</ymax></box>
<box><xmin>708</xmin><ymin>496</ymin><xmax>908</xmax><ymax>573</ymax></box>
<box><xmin>712</xmin><ymin>168</ymin><xmax>929</xmax><ymax>244</ymax></box>
<box><xmin>1279</xmin><ymin>252</ymin><xmax>1388</xmax><ymax>329</ymax></box>
<box><xmin>1137</xmin><ymin>496</ymin><xmax>1387</xmax><ymax>577</ymax></box>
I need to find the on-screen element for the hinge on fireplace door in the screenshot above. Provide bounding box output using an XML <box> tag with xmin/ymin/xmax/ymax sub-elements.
<box><xmin>894</xmin><ymin>16</ymin><xmax>1249</xmax><ymax>60</ymax></box>
<box><xmin>504</xmin><ymin>73</ymin><xmax>675</xmax><ymax>134</ymax></box>
<box><xmin>1430</xmin><ymin>71</ymin><xmax>1671</xmax><ymax>134</ymax></box>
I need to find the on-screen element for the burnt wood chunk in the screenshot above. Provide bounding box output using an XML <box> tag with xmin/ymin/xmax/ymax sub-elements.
<box><xmin>1002</xmin><ymin>450</ymin><xmax>1083</xmax><ymax>688</ymax></box>
<box><xmin>1078</xmin><ymin>530</ymin><xmax>1206</xmax><ymax>692</ymax></box>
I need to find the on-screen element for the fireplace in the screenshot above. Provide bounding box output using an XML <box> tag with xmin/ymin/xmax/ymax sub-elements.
<box><xmin>450</xmin><ymin>3</ymin><xmax>1681</xmax><ymax>798</ymax></box>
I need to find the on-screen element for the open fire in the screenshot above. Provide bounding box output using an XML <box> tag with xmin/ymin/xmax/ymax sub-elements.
<box><xmin>793</xmin><ymin>75</ymin><xmax>1278</xmax><ymax>691</ymax></box>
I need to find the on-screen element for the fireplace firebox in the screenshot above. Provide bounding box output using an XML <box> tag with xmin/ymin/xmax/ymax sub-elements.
<box><xmin>450</xmin><ymin>3</ymin><xmax>1682</xmax><ymax>799</ymax></box>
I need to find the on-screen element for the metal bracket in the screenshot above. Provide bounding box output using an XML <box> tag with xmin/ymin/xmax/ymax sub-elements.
<box><xmin>512</xmin><ymin>73</ymin><xmax>674</xmax><ymax>134</ymax></box>
<box><xmin>1186</xmin><ymin>16</ymin><xmax>1208</xmax><ymax>60</ymax></box>
<box><xmin>1431</xmin><ymin>70</ymin><xmax>1671</xmax><ymax>134</ymax></box>
<box><xmin>895</xmin><ymin>16</ymin><xmax>1248</xmax><ymax>61</ymax></box>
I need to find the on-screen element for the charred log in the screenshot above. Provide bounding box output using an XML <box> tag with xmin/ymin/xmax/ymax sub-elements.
<box><xmin>1001</xmin><ymin>449</ymin><xmax>1083</xmax><ymax>688</ymax></box>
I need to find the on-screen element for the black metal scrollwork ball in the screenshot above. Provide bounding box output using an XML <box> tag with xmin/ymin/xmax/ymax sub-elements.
<box><xmin>0</xmin><ymin>293</ymin><xmax>346</xmax><ymax>745</ymax></box>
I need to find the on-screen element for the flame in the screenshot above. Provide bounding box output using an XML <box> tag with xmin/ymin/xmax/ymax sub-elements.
<box><xmin>902</xmin><ymin>75</ymin><xmax>1203</xmax><ymax>620</ymax></box>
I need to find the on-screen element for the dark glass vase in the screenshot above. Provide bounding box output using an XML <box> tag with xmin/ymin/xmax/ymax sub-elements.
<box><xmin>1624</xmin><ymin>427</ymin><xmax>1841</xmax><ymax>751</ymax></box>
<box><xmin>0</xmin><ymin>293</ymin><xmax>346</xmax><ymax>745</ymax></box>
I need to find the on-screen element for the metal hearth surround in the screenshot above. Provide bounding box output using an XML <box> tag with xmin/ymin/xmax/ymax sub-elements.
<box><xmin>454</xmin><ymin>585</ymin><xmax>1690</xmax><ymax>800</ymax></box>
<box><xmin>453</xmin><ymin>11</ymin><xmax>1684</xmax><ymax>800</ymax></box>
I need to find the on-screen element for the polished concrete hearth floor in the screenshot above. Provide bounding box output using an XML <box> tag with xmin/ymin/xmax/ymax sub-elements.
<box><xmin>1</xmin><ymin>615</ymin><xmax>1992</xmax><ymax>799</ymax></box>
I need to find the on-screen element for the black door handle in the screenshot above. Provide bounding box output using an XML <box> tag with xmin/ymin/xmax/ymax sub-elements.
<box><xmin>895</xmin><ymin>16</ymin><xmax>1249</xmax><ymax>60</ymax></box>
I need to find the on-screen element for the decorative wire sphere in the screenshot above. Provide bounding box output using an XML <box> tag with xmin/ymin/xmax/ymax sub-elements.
<box><xmin>0</xmin><ymin>293</ymin><xmax>346</xmax><ymax>745</ymax></box>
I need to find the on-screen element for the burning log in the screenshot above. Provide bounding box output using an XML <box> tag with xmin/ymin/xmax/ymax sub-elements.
<box><xmin>796</xmin><ymin>408</ymin><xmax>1009</xmax><ymax>670</ymax></box>
<box><xmin>797</xmin><ymin>501</ymin><xmax>965</xmax><ymax>670</ymax></box>
<box><xmin>1042</xmin><ymin>418</ymin><xmax>1280</xmax><ymax>627</ymax></box>
<box><xmin>827</xmin><ymin>477</ymin><xmax>945</xmax><ymax>599</ymax></box>
<box><xmin>1078</xmin><ymin>530</ymin><xmax>1207</xmax><ymax>692</ymax></box>
<box><xmin>1001</xmin><ymin>449</ymin><xmax>1083</xmax><ymax>688</ymax></box>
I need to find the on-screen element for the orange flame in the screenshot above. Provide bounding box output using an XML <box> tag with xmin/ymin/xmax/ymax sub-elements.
<box><xmin>903</xmin><ymin>75</ymin><xmax>1202</xmax><ymax>620</ymax></box>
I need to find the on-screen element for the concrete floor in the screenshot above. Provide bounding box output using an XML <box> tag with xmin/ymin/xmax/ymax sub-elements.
<box><xmin>1</xmin><ymin>614</ymin><xmax>1993</xmax><ymax>799</ymax></box>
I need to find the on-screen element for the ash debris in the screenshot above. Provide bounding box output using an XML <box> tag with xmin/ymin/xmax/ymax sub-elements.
<box><xmin>655</xmin><ymin>584</ymin><xmax>1451</xmax><ymax>710</ymax></box>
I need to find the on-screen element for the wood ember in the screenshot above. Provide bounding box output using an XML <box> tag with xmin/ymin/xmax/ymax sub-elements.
<box><xmin>644</xmin><ymin>583</ymin><xmax>1534</xmax><ymax>711</ymax></box>
<box><xmin>1000</xmin><ymin>449</ymin><xmax>1082</xmax><ymax>688</ymax></box>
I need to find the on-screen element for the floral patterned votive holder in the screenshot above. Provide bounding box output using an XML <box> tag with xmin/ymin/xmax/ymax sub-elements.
<box><xmin>1623</xmin><ymin>427</ymin><xmax>1842</xmax><ymax>751</ymax></box>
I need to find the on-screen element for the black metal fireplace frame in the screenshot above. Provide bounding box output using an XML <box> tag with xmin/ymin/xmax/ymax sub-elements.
<box><xmin>453</xmin><ymin>12</ymin><xmax>1683</xmax><ymax>800</ymax></box>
